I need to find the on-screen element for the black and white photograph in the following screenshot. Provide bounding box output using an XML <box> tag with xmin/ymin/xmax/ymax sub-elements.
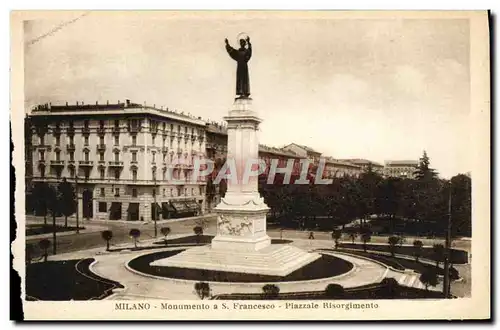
<box><xmin>11</xmin><ymin>10</ymin><xmax>490</xmax><ymax>320</ymax></box>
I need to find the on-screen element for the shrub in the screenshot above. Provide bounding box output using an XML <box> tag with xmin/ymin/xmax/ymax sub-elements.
<box><xmin>129</xmin><ymin>229</ymin><xmax>141</xmax><ymax>248</ymax></box>
<box><xmin>419</xmin><ymin>268</ymin><xmax>439</xmax><ymax>290</ymax></box>
<box><xmin>262</xmin><ymin>284</ymin><xmax>280</xmax><ymax>300</ymax></box>
<box><xmin>193</xmin><ymin>226</ymin><xmax>203</xmax><ymax>244</ymax></box>
<box><xmin>101</xmin><ymin>230</ymin><xmax>113</xmax><ymax>251</ymax></box>
<box><xmin>379</xmin><ymin>278</ymin><xmax>400</xmax><ymax>298</ymax></box>
<box><xmin>388</xmin><ymin>236</ymin><xmax>400</xmax><ymax>257</ymax></box>
<box><xmin>324</xmin><ymin>284</ymin><xmax>345</xmax><ymax>299</ymax></box>
<box><xmin>413</xmin><ymin>240</ymin><xmax>423</xmax><ymax>262</ymax></box>
<box><xmin>331</xmin><ymin>230</ymin><xmax>342</xmax><ymax>250</ymax></box>
<box><xmin>194</xmin><ymin>282</ymin><xmax>211</xmax><ymax>300</ymax></box>
<box><xmin>38</xmin><ymin>239</ymin><xmax>51</xmax><ymax>262</ymax></box>
<box><xmin>432</xmin><ymin>244</ymin><xmax>445</xmax><ymax>267</ymax></box>
<box><xmin>161</xmin><ymin>227</ymin><xmax>171</xmax><ymax>245</ymax></box>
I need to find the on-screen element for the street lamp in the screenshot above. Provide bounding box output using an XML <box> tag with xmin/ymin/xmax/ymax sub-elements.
<box><xmin>75</xmin><ymin>175</ymin><xmax>80</xmax><ymax>234</ymax></box>
<box><xmin>153</xmin><ymin>174</ymin><xmax>158</xmax><ymax>238</ymax></box>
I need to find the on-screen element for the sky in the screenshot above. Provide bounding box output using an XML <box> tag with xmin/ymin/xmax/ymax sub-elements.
<box><xmin>23</xmin><ymin>12</ymin><xmax>471</xmax><ymax>179</ymax></box>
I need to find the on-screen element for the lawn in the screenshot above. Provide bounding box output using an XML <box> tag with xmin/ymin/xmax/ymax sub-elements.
<box><xmin>338</xmin><ymin>243</ymin><xmax>468</xmax><ymax>264</ymax></box>
<box><xmin>26</xmin><ymin>224</ymin><xmax>85</xmax><ymax>236</ymax></box>
<box><xmin>26</xmin><ymin>258</ymin><xmax>123</xmax><ymax>301</ymax></box>
<box><xmin>128</xmin><ymin>249</ymin><xmax>353</xmax><ymax>282</ymax></box>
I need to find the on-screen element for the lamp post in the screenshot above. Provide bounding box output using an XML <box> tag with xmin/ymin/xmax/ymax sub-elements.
<box><xmin>443</xmin><ymin>179</ymin><xmax>452</xmax><ymax>298</ymax></box>
<box><xmin>153</xmin><ymin>176</ymin><xmax>158</xmax><ymax>238</ymax></box>
<box><xmin>75</xmin><ymin>175</ymin><xmax>80</xmax><ymax>234</ymax></box>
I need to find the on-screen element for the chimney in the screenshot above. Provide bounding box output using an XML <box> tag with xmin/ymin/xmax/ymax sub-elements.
<box><xmin>76</xmin><ymin>101</ymin><xmax>79</xmax><ymax>106</ymax></box>
<box><xmin>96</xmin><ymin>101</ymin><xmax>98</xmax><ymax>105</ymax></box>
<box><xmin>66</xmin><ymin>102</ymin><xmax>68</xmax><ymax>106</ymax></box>
<box><xmin>126</xmin><ymin>99</ymin><xmax>130</xmax><ymax>107</ymax></box>
<box><xmin>106</xmin><ymin>100</ymin><xmax>109</xmax><ymax>105</ymax></box>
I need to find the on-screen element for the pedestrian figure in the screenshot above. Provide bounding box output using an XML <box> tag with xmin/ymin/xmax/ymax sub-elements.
<box><xmin>309</xmin><ymin>231</ymin><xmax>315</xmax><ymax>240</ymax></box>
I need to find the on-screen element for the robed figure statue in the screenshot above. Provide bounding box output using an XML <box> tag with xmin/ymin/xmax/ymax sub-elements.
<box><xmin>225</xmin><ymin>36</ymin><xmax>252</xmax><ymax>98</ymax></box>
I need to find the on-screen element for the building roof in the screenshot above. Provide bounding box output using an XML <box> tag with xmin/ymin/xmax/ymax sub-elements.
<box><xmin>324</xmin><ymin>157</ymin><xmax>362</xmax><ymax>168</ymax></box>
<box><xmin>339</xmin><ymin>158</ymin><xmax>384</xmax><ymax>168</ymax></box>
<box><xmin>205</xmin><ymin>123</ymin><xmax>228</xmax><ymax>135</ymax></box>
<box><xmin>283</xmin><ymin>143</ymin><xmax>321</xmax><ymax>155</ymax></box>
<box><xmin>29</xmin><ymin>100</ymin><xmax>207</xmax><ymax>126</ymax></box>
<box><xmin>259</xmin><ymin>144</ymin><xmax>303</xmax><ymax>158</ymax></box>
<box><xmin>385</xmin><ymin>160</ymin><xmax>419</xmax><ymax>166</ymax></box>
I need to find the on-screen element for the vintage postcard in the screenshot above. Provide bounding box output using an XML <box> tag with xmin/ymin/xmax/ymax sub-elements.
<box><xmin>11</xmin><ymin>10</ymin><xmax>490</xmax><ymax>320</ymax></box>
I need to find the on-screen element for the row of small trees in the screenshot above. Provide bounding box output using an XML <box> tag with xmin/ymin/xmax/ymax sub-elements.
<box><xmin>28</xmin><ymin>180</ymin><xmax>76</xmax><ymax>227</ymax></box>
<box><xmin>194</xmin><ymin>275</ymin><xmax>440</xmax><ymax>300</ymax></box>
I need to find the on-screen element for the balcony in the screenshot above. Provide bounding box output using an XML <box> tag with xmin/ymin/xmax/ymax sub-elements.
<box><xmin>82</xmin><ymin>127</ymin><xmax>91</xmax><ymax>135</ymax></box>
<box><xmin>79</xmin><ymin>160</ymin><xmax>94</xmax><ymax>167</ymax></box>
<box><xmin>98</xmin><ymin>160</ymin><xmax>106</xmax><ymax>165</ymax></box>
<box><xmin>162</xmin><ymin>146</ymin><xmax>169</xmax><ymax>153</ymax></box>
<box><xmin>131</xmin><ymin>159</ymin><xmax>138</xmax><ymax>164</ymax></box>
<box><xmin>50</xmin><ymin>160</ymin><xmax>65</xmax><ymax>167</ymax></box>
<box><xmin>53</xmin><ymin>127</ymin><xmax>61</xmax><ymax>135</ymax></box>
<box><xmin>112</xmin><ymin>126</ymin><xmax>120</xmax><ymax>135</ymax></box>
<box><xmin>67</xmin><ymin>127</ymin><xmax>75</xmax><ymax>135</ymax></box>
<box><xmin>97</xmin><ymin>127</ymin><xmax>106</xmax><ymax>135</ymax></box>
<box><xmin>67</xmin><ymin>143</ymin><xmax>76</xmax><ymax>151</ymax></box>
<box><xmin>96</xmin><ymin>144</ymin><xmax>106</xmax><ymax>151</ymax></box>
<box><xmin>108</xmin><ymin>160</ymin><xmax>124</xmax><ymax>167</ymax></box>
<box><xmin>177</xmin><ymin>148</ymin><xmax>183</xmax><ymax>154</ymax></box>
<box><xmin>128</xmin><ymin>126</ymin><xmax>140</xmax><ymax>134</ymax></box>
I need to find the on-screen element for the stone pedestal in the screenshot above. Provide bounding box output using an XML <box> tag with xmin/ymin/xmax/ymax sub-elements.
<box><xmin>147</xmin><ymin>97</ymin><xmax>321</xmax><ymax>276</ymax></box>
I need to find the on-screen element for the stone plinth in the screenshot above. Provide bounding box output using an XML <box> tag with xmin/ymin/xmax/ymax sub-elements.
<box><xmin>150</xmin><ymin>244</ymin><xmax>322</xmax><ymax>277</ymax></box>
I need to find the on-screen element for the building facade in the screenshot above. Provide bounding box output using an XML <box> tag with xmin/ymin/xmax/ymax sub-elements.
<box><xmin>338</xmin><ymin>158</ymin><xmax>385</xmax><ymax>175</ymax></box>
<box><xmin>384</xmin><ymin>160</ymin><xmax>419</xmax><ymax>179</ymax></box>
<box><xmin>282</xmin><ymin>143</ymin><xmax>322</xmax><ymax>165</ymax></box>
<box><xmin>323</xmin><ymin>158</ymin><xmax>362</xmax><ymax>178</ymax></box>
<box><xmin>26</xmin><ymin>100</ymin><xmax>208</xmax><ymax>222</ymax></box>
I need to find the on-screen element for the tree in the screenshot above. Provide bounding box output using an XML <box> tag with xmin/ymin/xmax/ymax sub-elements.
<box><xmin>419</xmin><ymin>269</ymin><xmax>439</xmax><ymax>290</ymax></box>
<box><xmin>360</xmin><ymin>228</ymin><xmax>372</xmax><ymax>252</ymax></box>
<box><xmin>379</xmin><ymin>278</ymin><xmax>400</xmax><ymax>298</ymax></box>
<box><xmin>331</xmin><ymin>230</ymin><xmax>342</xmax><ymax>250</ymax></box>
<box><xmin>161</xmin><ymin>227</ymin><xmax>171</xmax><ymax>245</ymax></box>
<box><xmin>193</xmin><ymin>226</ymin><xmax>203</xmax><ymax>244</ymax></box>
<box><xmin>262</xmin><ymin>284</ymin><xmax>280</xmax><ymax>300</ymax></box>
<box><xmin>413</xmin><ymin>240</ymin><xmax>423</xmax><ymax>262</ymax></box>
<box><xmin>58</xmin><ymin>178</ymin><xmax>76</xmax><ymax>228</ymax></box>
<box><xmin>129</xmin><ymin>229</ymin><xmax>141</xmax><ymax>249</ymax></box>
<box><xmin>45</xmin><ymin>185</ymin><xmax>60</xmax><ymax>255</ymax></box>
<box><xmin>388</xmin><ymin>236</ymin><xmax>400</xmax><ymax>257</ymax></box>
<box><xmin>348</xmin><ymin>232</ymin><xmax>358</xmax><ymax>244</ymax></box>
<box><xmin>432</xmin><ymin>244</ymin><xmax>445</xmax><ymax>268</ymax></box>
<box><xmin>414</xmin><ymin>150</ymin><xmax>438</xmax><ymax>181</ymax></box>
<box><xmin>194</xmin><ymin>282</ymin><xmax>211</xmax><ymax>300</ymax></box>
<box><xmin>450</xmin><ymin>174</ymin><xmax>472</xmax><ymax>237</ymax></box>
<box><xmin>32</xmin><ymin>182</ymin><xmax>49</xmax><ymax>225</ymax></box>
<box><xmin>38</xmin><ymin>239</ymin><xmax>51</xmax><ymax>262</ymax></box>
<box><xmin>101</xmin><ymin>230</ymin><xmax>113</xmax><ymax>251</ymax></box>
<box><xmin>324</xmin><ymin>284</ymin><xmax>345</xmax><ymax>299</ymax></box>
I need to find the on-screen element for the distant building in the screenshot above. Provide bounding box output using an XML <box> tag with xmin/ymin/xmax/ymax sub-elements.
<box><xmin>282</xmin><ymin>143</ymin><xmax>322</xmax><ymax>165</ymax></box>
<box><xmin>384</xmin><ymin>160</ymin><xmax>419</xmax><ymax>179</ymax></box>
<box><xmin>338</xmin><ymin>158</ymin><xmax>384</xmax><ymax>175</ymax></box>
<box><xmin>323</xmin><ymin>157</ymin><xmax>362</xmax><ymax>178</ymax></box>
<box><xmin>26</xmin><ymin>100</ymin><xmax>207</xmax><ymax>222</ymax></box>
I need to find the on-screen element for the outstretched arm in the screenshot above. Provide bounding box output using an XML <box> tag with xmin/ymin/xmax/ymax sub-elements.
<box><xmin>225</xmin><ymin>38</ymin><xmax>238</xmax><ymax>61</ymax></box>
<box><xmin>245</xmin><ymin>37</ymin><xmax>252</xmax><ymax>61</ymax></box>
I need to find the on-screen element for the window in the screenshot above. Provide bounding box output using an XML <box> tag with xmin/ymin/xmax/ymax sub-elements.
<box><xmin>177</xmin><ymin>187</ymin><xmax>182</xmax><ymax>196</ymax></box>
<box><xmin>99</xmin><ymin>120</ymin><xmax>105</xmax><ymax>127</ymax></box>
<box><xmin>100</xmin><ymin>188</ymin><xmax>105</xmax><ymax>196</ymax></box>
<box><xmin>132</xmin><ymin>152</ymin><xmax>137</xmax><ymax>162</ymax></box>
<box><xmin>114</xmin><ymin>120</ymin><xmax>119</xmax><ymax>127</ymax></box>
<box><xmin>114</xmin><ymin>152</ymin><xmax>119</xmax><ymax>162</ymax></box>
<box><xmin>152</xmin><ymin>169</ymin><xmax>156</xmax><ymax>181</ymax></box>
<box><xmin>100</xmin><ymin>168</ymin><xmax>105</xmax><ymax>179</ymax></box>
<box><xmin>69</xmin><ymin>136</ymin><xmax>74</xmax><ymax>144</ymax></box>
<box><xmin>84</xmin><ymin>151</ymin><xmax>89</xmax><ymax>161</ymax></box>
<box><xmin>69</xmin><ymin>167</ymin><xmax>75</xmax><ymax>177</ymax></box>
<box><xmin>84</xmin><ymin>136</ymin><xmax>89</xmax><ymax>146</ymax></box>
<box><xmin>184</xmin><ymin>188</ymin><xmax>187</xmax><ymax>196</ymax></box>
<box><xmin>132</xmin><ymin>136</ymin><xmax>137</xmax><ymax>146</ymax></box>
<box><xmin>84</xmin><ymin>120</ymin><xmax>89</xmax><ymax>128</ymax></box>
<box><xmin>100</xmin><ymin>152</ymin><xmax>104</xmax><ymax>161</ymax></box>
<box><xmin>84</xmin><ymin>170</ymin><xmax>90</xmax><ymax>181</ymax></box>
<box><xmin>132</xmin><ymin>169</ymin><xmax>137</xmax><ymax>181</ymax></box>
<box><xmin>99</xmin><ymin>202</ymin><xmax>107</xmax><ymax>212</ymax></box>
<box><xmin>170</xmin><ymin>188</ymin><xmax>173</xmax><ymax>196</ymax></box>
<box><xmin>40</xmin><ymin>166</ymin><xmax>45</xmax><ymax>178</ymax></box>
<box><xmin>40</xmin><ymin>134</ymin><xmax>45</xmax><ymax>145</ymax></box>
<box><xmin>39</xmin><ymin>150</ymin><xmax>45</xmax><ymax>161</ymax></box>
<box><xmin>114</xmin><ymin>169</ymin><xmax>120</xmax><ymax>180</ymax></box>
<box><xmin>163</xmin><ymin>153</ymin><xmax>166</xmax><ymax>162</ymax></box>
<box><xmin>162</xmin><ymin>136</ymin><xmax>166</xmax><ymax>146</ymax></box>
<box><xmin>69</xmin><ymin>152</ymin><xmax>74</xmax><ymax>161</ymax></box>
<box><xmin>191</xmin><ymin>188</ymin><xmax>195</xmax><ymax>196</ymax></box>
<box><xmin>99</xmin><ymin>136</ymin><xmax>104</xmax><ymax>145</ymax></box>
<box><xmin>55</xmin><ymin>136</ymin><xmax>60</xmax><ymax>146</ymax></box>
<box><xmin>162</xmin><ymin>188</ymin><xmax>166</xmax><ymax>197</ymax></box>
<box><xmin>132</xmin><ymin>188</ymin><xmax>138</xmax><ymax>197</ymax></box>
<box><xmin>114</xmin><ymin>188</ymin><xmax>120</xmax><ymax>197</ymax></box>
<box><xmin>184</xmin><ymin>127</ymin><xmax>187</xmax><ymax>133</ymax></box>
<box><xmin>55</xmin><ymin>151</ymin><xmax>60</xmax><ymax>161</ymax></box>
<box><xmin>56</xmin><ymin>169</ymin><xmax>62</xmax><ymax>179</ymax></box>
<box><xmin>199</xmin><ymin>186</ymin><xmax>203</xmax><ymax>195</ymax></box>
<box><xmin>114</xmin><ymin>136</ymin><xmax>119</xmax><ymax>145</ymax></box>
<box><xmin>152</xmin><ymin>152</ymin><xmax>156</xmax><ymax>163</ymax></box>
<box><xmin>170</xmin><ymin>124</ymin><xmax>173</xmax><ymax>130</ymax></box>
<box><xmin>152</xmin><ymin>189</ymin><xmax>156</xmax><ymax>197</ymax></box>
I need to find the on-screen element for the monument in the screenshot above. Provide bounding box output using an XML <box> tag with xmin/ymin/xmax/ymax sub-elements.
<box><xmin>151</xmin><ymin>35</ymin><xmax>320</xmax><ymax>276</ymax></box>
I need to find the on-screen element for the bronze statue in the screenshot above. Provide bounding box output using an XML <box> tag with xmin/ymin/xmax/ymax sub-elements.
<box><xmin>225</xmin><ymin>36</ymin><xmax>252</xmax><ymax>98</ymax></box>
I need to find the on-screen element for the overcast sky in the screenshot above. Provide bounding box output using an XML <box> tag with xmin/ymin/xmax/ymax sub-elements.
<box><xmin>24</xmin><ymin>12</ymin><xmax>471</xmax><ymax>178</ymax></box>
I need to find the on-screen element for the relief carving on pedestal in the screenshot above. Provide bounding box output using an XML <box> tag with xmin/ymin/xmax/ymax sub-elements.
<box><xmin>217</xmin><ymin>214</ymin><xmax>253</xmax><ymax>236</ymax></box>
